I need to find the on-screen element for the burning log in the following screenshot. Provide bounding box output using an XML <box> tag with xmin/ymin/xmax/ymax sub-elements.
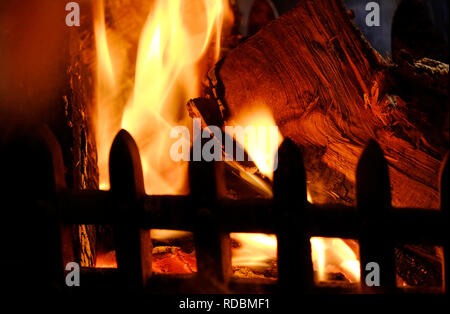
<box><xmin>0</xmin><ymin>1</ymin><xmax>99</xmax><ymax>268</ymax></box>
<box><xmin>152</xmin><ymin>246</ymin><xmax>197</xmax><ymax>274</ymax></box>
<box><xmin>187</xmin><ymin>97</ymin><xmax>274</xmax><ymax>198</ymax></box>
<box><xmin>207</xmin><ymin>0</ymin><xmax>448</xmax><ymax>208</ymax></box>
<box><xmin>395</xmin><ymin>244</ymin><xmax>443</xmax><ymax>287</ymax></box>
<box><xmin>67</xmin><ymin>2</ymin><xmax>100</xmax><ymax>267</ymax></box>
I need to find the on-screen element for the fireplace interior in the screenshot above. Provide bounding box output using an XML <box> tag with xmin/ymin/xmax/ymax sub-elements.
<box><xmin>0</xmin><ymin>0</ymin><xmax>448</xmax><ymax>300</ymax></box>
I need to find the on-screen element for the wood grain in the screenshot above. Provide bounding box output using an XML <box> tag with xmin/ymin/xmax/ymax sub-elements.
<box><xmin>210</xmin><ymin>0</ymin><xmax>448</xmax><ymax>208</ymax></box>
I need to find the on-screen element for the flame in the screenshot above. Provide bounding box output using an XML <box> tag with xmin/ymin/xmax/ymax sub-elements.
<box><xmin>227</xmin><ymin>106</ymin><xmax>283</xmax><ymax>179</ymax></box>
<box><xmin>310</xmin><ymin>237</ymin><xmax>361</xmax><ymax>283</ymax></box>
<box><xmin>93</xmin><ymin>0</ymin><xmax>232</xmax><ymax>194</ymax></box>
<box><xmin>93</xmin><ymin>0</ymin><xmax>121</xmax><ymax>191</ymax></box>
<box><xmin>230</xmin><ymin>234</ymin><xmax>360</xmax><ymax>283</ymax></box>
<box><xmin>92</xmin><ymin>3</ymin><xmax>363</xmax><ymax>281</ymax></box>
<box><xmin>230</xmin><ymin>233</ymin><xmax>277</xmax><ymax>269</ymax></box>
<box><xmin>307</xmin><ymin>189</ymin><xmax>313</xmax><ymax>203</ymax></box>
<box><xmin>310</xmin><ymin>237</ymin><xmax>326</xmax><ymax>281</ymax></box>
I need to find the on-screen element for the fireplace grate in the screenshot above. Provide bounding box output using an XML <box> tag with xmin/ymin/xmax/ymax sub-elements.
<box><xmin>3</xmin><ymin>125</ymin><xmax>448</xmax><ymax>294</ymax></box>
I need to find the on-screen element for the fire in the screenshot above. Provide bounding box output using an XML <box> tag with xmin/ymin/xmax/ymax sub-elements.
<box><xmin>227</xmin><ymin>107</ymin><xmax>283</xmax><ymax>179</ymax></box>
<box><xmin>95</xmin><ymin>251</ymin><xmax>117</xmax><ymax>268</ymax></box>
<box><xmin>231</xmin><ymin>233</ymin><xmax>277</xmax><ymax>269</ymax></box>
<box><xmin>93</xmin><ymin>0</ymin><xmax>232</xmax><ymax>194</ymax></box>
<box><xmin>92</xmin><ymin>1</ymin><xmax>361</xmax><ymax>282</ymax></box>
<box><xmin>310</xmin><ymin>237</ymin><xmax>361</xmax><ymax>283</ymax></box>
<box><xmin>230</xmin><ymin>233</ymin><xmax>360</xmax><ymax>283</ymax></box>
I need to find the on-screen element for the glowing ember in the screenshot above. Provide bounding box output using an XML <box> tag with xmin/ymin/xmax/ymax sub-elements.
<box><xmin>152</xmin><ymin>246</ymin><xmax>197</xmax><ymax>274</ymax></box>
<box><xmin>95</xmin><ymin>251</ymin><xmax>117</xmax><ymax>269</ymax></box>
<box><xmin>93</xmin><ymin>0</ymin><xmax>232</xmax><ymax>194</ymax></box>
<box><xmin>310</xmin><ymin>237</ymin><xmax>361</xmax><ymax>283</ymax></box>
<box><xmin>150</xmin><ymin>229</ymin><xmax>197</xmax><ymax>274</ymax></box>
<box><xmin>307</xmin><ymin>189</ymin><xmax>313</xmax><ymax>203</ymax></box>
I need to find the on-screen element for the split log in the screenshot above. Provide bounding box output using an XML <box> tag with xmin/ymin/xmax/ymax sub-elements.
<box><xmin>187</xmin><ymin>97</ymin><xmax>274</xmax><ymax>198</ymax></box>
<box><xmin>208</xmin><ymin>0</ymin><xmax>449</xmax><ymax>209</ymax></box>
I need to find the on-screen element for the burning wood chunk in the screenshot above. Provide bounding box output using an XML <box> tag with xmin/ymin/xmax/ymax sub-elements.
<box><xmin>208</xmin><ymin>0</ymin><xmax>448</xmax><ymax>209</ymax></box>
<box><xmin>395</xmin><ymin>245</ymin><xmax>443</xmax><ymax>288</ymax></box>
<box><xmin>187</xmin><ymin>97</ymin><xmax>275</xmax><ymax>198</ymax></box>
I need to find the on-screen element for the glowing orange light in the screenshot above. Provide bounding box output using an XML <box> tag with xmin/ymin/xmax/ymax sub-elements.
<box><xmin>227</xmin><ymin>106</ymin><xmax>282</xmax><ymax>179</ymax></box>
<box><xmin>310</xmin><ymin>237</ymin><xmax>361</xmax><ymax>283</ymax></box>
<box><xmin>95</xmin><ymin>251</ymin><xmax>117</xmax><ymax>269</ymax></box>
<box><xmin>230</xmin><ymin>233</ymin><xmax>277</xmax><ymax>269</ymax></box>
<box><xmin>93</xmin><ymin>0</ymin><xmax>232</xmax><ymax>194</ymax></box>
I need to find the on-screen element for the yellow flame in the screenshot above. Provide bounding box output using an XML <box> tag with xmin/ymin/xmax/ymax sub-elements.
<box><xmin>93</xmin><ymin>0</ymin><xmax>232</xmax><ymax>194</ymax></box>
<box><xmin>93</xmin><ymin>0</ymin><xmax>121</xmax><ymax>191</ymax></box>
<box><xmin>310</xmin><ymin>237</ymin><xmax>326</xmax><ymax>282</ymax></box>
<box><xmin>307</xmin><ymin>189</ymin><xmax>313</xmax><ymax>203</ymax></box>
<box><xmin>310</xmin><ymin>237</ymin><xmax>361</xmax><ymax>283</ymax></box>
<box><xmin>230</xmin><ymin>233</ymin><xmax>277</xmax><ymax>268</ymax></box>
<box><xmin>228</xmin><ymin>106</ymin><xmax>283</xmax><ymax>179</ymax></box>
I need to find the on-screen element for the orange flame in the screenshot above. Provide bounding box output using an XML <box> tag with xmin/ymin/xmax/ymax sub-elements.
<box><xmin>227</xmin><ymin>106</ymin><xmax>282</xmax><ymax>179</ymax></box>
<box><xmin>92</xmin><ymin>2</ymin><xmax>361</xmax><ymax>281</ymax></box>
<box><xmin>93</xmin><ymin>0</ymin><xmax>232</xmax><ymax>194</ymax></box>
<box><xmin>310</xmin><ymin>237</ymin><xmax>361</xmax><ymax>283</ymax></box>
<box><xmin>231</xmin><ymin>233</ymin><xmax>277</xmax><ymax>269</ymax></box>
